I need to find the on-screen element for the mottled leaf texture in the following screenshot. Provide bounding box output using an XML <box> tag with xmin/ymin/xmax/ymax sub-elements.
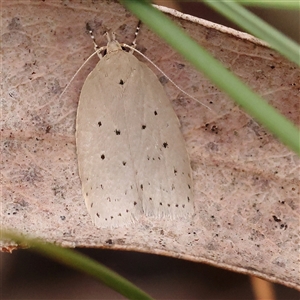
<box><xmin>1</xmin><ymin>0</ymin><xmax>299</xmax><ymax>290</ymax></box>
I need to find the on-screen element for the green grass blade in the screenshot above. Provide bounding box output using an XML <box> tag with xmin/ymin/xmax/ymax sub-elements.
<box><xmin>232</xmin><ymin>0</ymin><xmax>300</xmax><ymax>10</ymax></box>
<box><xmin>120</xmin><ymin>0</ymin><xmax>300</xmax><ymax>155</ymax></box>
<box><xmin>1</xmin><ymin>230</ymin><xmax>153</xmax><ymax>300</ymax></box>
<box><xmin>203</xmin><ymin>0</ymin><xmax>300</xmax><ymax>65</ymax></box>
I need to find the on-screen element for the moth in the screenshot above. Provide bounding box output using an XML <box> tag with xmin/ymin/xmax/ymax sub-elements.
<box><xmin>76</xmin><ymin>27</ymin><xmax>194</xmax><ymax>228</ymax></box>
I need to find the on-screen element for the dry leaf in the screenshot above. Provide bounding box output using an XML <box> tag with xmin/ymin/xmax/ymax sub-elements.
<box><xmin>1</xmin><ymin>0</ymin><xmax>299</xmax><ymax>290</ymax></box>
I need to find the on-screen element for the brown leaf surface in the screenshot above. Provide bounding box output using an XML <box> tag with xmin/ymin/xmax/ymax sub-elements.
<box><xmin>1</xmin><ymin>0</ymin><xmax>299</xmax><ymax>290</ymax></box>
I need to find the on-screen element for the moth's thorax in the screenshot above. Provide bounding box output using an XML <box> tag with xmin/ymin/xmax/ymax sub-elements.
<box><xmin>106</xmin><ymin>40</ymin><xmax>122</xmax><ymax>53</ymax></box>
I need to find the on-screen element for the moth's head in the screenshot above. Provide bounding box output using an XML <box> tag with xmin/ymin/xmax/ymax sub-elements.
<box><xmin>105</xmin><ymin>31</ymin><xmax>122</xmax><ymax>53</ymax></box>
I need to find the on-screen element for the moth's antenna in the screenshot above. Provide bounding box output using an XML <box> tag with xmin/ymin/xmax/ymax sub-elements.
<box><xmin>58</xmin><ymin>24</ymin><xmax>106</xmax><ymax>100</ymax></box>
<box><xmin>58</xmin><ymin>51</ymin><xmax>99</xmax><ymax>101</ymax></box>
<box><xmin>60</xmin><ymin>22</ymin><xmax>215</xmax><ymax>113</ymax></box>
<box><xmin>86</xmin><ymin>23</ymin><xmax>103</xmax><ymax>59</ymax></box>
<box><xmin>130</xmin><ymin>20</ymin><xmax>141</xmax><ymax>52</ymax></box>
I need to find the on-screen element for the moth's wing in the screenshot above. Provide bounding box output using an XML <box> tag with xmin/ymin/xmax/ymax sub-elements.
<box><xmin>122</xmin><ymin>53</ymin><xmax>194</xmax><ymax>219</ymax></box>
<box><xmin>76</xmin><ymin>52</ymin><xmax>143</xmax><ymax>228</ymax></box>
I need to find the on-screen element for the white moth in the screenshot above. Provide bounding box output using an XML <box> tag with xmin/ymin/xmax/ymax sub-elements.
<box><xmin>76</xmin><ymin>30</ymin><xmax>194</xmax><ymax>228</ymax></box>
